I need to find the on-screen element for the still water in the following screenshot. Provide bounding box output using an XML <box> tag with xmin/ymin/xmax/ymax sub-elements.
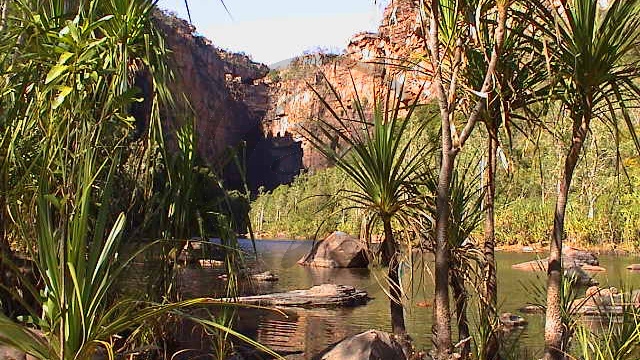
<box><xmin>172</xmin><ymin>239</ymin><xmax>640</xmax><ymax>359</ymax></box>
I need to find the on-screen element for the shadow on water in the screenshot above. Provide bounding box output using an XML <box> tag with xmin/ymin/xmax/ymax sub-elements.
<box><xmin>125</xmin><ymin>239</ymin><xmax>640</xmax><ymax>359</ymax></box>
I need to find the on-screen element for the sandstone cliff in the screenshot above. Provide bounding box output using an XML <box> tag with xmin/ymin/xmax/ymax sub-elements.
<box><xmin>263</xmin><ymin>0</ymin><xmax>431</xmax><ymax>171</ymax></box>
<box><xmin>153</xmin><ymin>0</ymin><xmax>427</xmax><ymax>190</ymax></box>
<box><xmin>154</xmin><ymin>11</ymin><xmax>301</xmax><ymax>191</ymax></box>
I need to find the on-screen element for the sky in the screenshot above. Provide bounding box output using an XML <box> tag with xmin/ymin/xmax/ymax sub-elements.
<box><xmin>156</xmin><ymin>0</ymin><xmax>389</xmax><ymax>65</ymax></box>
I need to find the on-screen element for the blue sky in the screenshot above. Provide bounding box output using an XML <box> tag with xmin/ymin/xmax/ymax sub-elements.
<box><xmin>156</xmin><ymin>0</ymin><xmax>388</xmax><ymax>65</ymax></box>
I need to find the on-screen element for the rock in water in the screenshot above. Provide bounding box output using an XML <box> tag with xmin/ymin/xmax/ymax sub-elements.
<box><xmin>219</xmin><ymin>284</ymin><xmax>369</xmax><ymax>307</ymax></box>
<box><xmin>500</xmin><ymin>313</ymin><xmax>528</xmax><ymax>327</ymax></box>
<box><xmin>251</xmin><ymin>271</ymin><xmax>279</xmax><ymax>281</ymax></box>
<box><xmin>298</xmin><ymin>231</ymin><xmax>369</xmax><ymax>268</ymax></box>
<box><xmin>574</xmin><ymin>286</ymin><xmax>625</xmax><ymax>315</ymax></box>
<box><xmin>562</xmin><ymin>246</ymin><xmax>599</xmax><ymax>267</ymax></box>
<box><xmin>314</xmin><ymin>330</ymin><xmax>408</xmax><ymax>360</ymax></box>
<box><xmin>565</xmin><ymin>265</ymin><xmax>598</xmax><ymax>286</ymax></box>
<box><xmin>512</xmin><ymin>246</ymin><xmax>599</xmax><ymax>273</ymax></box>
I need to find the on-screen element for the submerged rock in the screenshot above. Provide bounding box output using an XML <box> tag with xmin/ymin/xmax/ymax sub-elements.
<box><xmin>518</xmin><ymin>305</ymin><xmax>544</xmax><ymax>314</ymax></box>
<box><xmin>313</xmin><ymin>330</ymin><xmax>408</xmax><ymax>360</ymax></box>
<box><xmin>581</xmin><ymin>264</ymin><xmax>606</xmax><ymax>272</ymax></box>
<box><xmin>511</xmin><ymin>258</ymin><xmax>548</xmax><ymax>271</ymax></box>
<box><xmin>298</xmin><ymin>231</ymin><xmax>369</xmax><ymax>268</ymax></box>
<box><xmin>218</xmin><ymin>284</ymin><xmax>369</xmax><ymax>307</ymax></box>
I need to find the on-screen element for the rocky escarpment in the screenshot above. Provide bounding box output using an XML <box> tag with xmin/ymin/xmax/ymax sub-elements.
<box><xmin>152</xmin><ymin>0</ymin><xmax>430</xmax><ymax>189</ymax></box>
<box><xmin>263</xmin><ymin>0</ymin><xmax>431</xmax><ymax>171</ymax></box>
<box><xmin>154</xmin><ymin>11</ymin><xmax>301</xmax><ymax>191</ymax></box>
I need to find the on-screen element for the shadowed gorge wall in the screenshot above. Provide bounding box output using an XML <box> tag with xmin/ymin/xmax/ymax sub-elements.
<box><xmin>154</xmin><ymin>11</ymin><xmax>302</xmax><ymax>191</ymax></box>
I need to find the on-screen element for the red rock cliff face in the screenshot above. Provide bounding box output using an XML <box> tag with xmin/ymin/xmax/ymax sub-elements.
<box><xmin>155</xmin><ymin>12</ymin><xmax>267</xmax><ymax>157</ymax></box>
<box><xmin>263</xmin><ymin>0</ymin><xmax>431</xmax><ymax>171</ymax></box>
<box><xmin>155</xmin><ymin>12</ymin><xmax>298</xmax><ymax>190</ymax></box>
<box><xmin>153</xmin><ymin>0</ymin><xmax>428</xmax><ymax>190</ymax></box>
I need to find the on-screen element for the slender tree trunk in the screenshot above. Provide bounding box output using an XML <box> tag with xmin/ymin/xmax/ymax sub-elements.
<box><xmin>484</xmin><ymin>123</ymin><xmax>500</xmax><ymax>360</ymax></box>
<box><xmin>383</xmin><ymin>218</ymin><xmax>406</xmax><ymax>334</ymax></box>
<box><xmin>450</xmin><ymin>268</ymin><xmax>470</xmax><ymax>359</ymax></box>
<box><xmin>434</xmin><ymin>150</ymin><xmax>454</xmax><ymax>359</ymax></box>
<box><xmin>544</xmin><ymin>106</ymin><xmax>591</xmax><ymax>360</ymax></box>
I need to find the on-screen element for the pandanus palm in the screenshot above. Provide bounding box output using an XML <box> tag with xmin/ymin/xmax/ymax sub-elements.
<box><xmin>523</xmin><ymin>0</ymin><xmax>640</xmax><ymax>358</ymax></box>
<box><xmin>0</xmin><ymin>0</ymin><xmax>276</xmax><ymax>359</ymax></box>
<box><xmin>463</xmin><ymin>7</ymin><xmax>551</xmax><ymax>357</ymax></box>
<box><xmin>304</xmin><ymin>76</ymin><xmax>433</xmax><ymax>335</ymax></box>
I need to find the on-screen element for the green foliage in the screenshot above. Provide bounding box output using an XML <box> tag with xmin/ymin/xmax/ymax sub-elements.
<box><xmin>250</xmin><ymin>167</ymin><xmax>361</xmax><ymax>239</ymax></box>
<box><xmin>574</xmin><ymin>294</ymin><xmax>640</xmax><ymax>360</ymax></box>
<box><xmin>0</xmin><ymin>1</ymin><xmax>271</xmax><ymax>359</ymax></box>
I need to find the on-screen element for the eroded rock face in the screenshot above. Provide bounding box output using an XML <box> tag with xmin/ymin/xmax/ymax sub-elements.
<box><xmin>314</xmin><ymin>330</ymin><xmax>408</xmax><ymax>360</ymax></box>
<box><xmin>298</xmin><ymin>231</ymin><xmax>369</xmax><ymax>268</ymax></box>
<box><xmin>263</xmin><ymin>0</ymin><xmax>431</xmax><ymax>172</ymax></box>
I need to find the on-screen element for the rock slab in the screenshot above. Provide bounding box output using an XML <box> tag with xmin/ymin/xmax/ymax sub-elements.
<box><xmin>219</xmin><ymin>284</ymin><xmax>369</xmax><ymax>307</ymax></box>
<box><xmin>313</xmin><ymin>330</ymin><xmax>408</xmax><ymax>360</ymax></box>
<box><xmin>299</xmin><ymin>231</ymin><xmax>369</xmax><ymax>268</ymax></box>
<box><xmin>511</xmin><ymin>247</ymin><xmax>599</xmax><ymax>272</ymax></box>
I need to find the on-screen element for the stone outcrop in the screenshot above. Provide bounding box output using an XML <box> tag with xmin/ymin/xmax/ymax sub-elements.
<box><xmin>313</xmin><ymin>330</ymin><xmax>408</xmax><ymax>360</ymax></box>
<box><xmin>263</xmin><ymin>0</ymin><xmax>431</xmax><ymax>172</ymax></box>
<box><xmin>298</xmin><ymin>231</ymin><xmax>369</xmax><ymax>268</ymax></box>
<box><xmin>151</xmin><ymin>0</ymin><xmax>433</xmax><ymax>189</ymax></box>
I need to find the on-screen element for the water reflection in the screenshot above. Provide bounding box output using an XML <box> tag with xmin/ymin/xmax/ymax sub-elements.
<box><xmin>126</xmin><ymin>239</ymin><xmax>640</xmax><ymax>358</ymax></box>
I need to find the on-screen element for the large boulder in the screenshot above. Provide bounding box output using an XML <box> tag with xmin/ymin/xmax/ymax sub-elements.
<box><xmin>563</xmin><ymin>246</ymin><xmax>598</xmax><ymax>267</ymax></box>
<box><xmin>298</xmin><ymin>232</ymin><xmax>369</xmax><ymax>268</ymax></box>
<box><xmin>313</xmin><ymin>330</ymin><xmax>408</xmax><ymax>360</ymax></box>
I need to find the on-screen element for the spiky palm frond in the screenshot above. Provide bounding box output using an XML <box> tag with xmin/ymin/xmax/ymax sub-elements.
<box><xmin>302</xmin><ymin>74</ymin><xmax>435</xmax><ymax>243</ymax></box>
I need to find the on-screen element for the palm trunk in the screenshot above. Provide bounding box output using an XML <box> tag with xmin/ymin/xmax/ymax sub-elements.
<box><xmin>544</xmin><ymin>106</ymin><xmax>591</xmax><ymax>360</ymax></box>
<box><xmin>450</xmin><ymin>268</ymin><xmax>470</xmax><ymax>359</ymax></box>
<box><xmin>434</xmin><ymin>150</ymin><xmax>454</xmax><ymax>359</ymax></box>
<box><xmin>384</xmin><ymin>218</ymin><xmax>406</xmax><ymax>334</ymax></box>
<box><xmin>484</xmin><ymin>124</ymin><xmax>500</xmax><ymax>360</ymax></box>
